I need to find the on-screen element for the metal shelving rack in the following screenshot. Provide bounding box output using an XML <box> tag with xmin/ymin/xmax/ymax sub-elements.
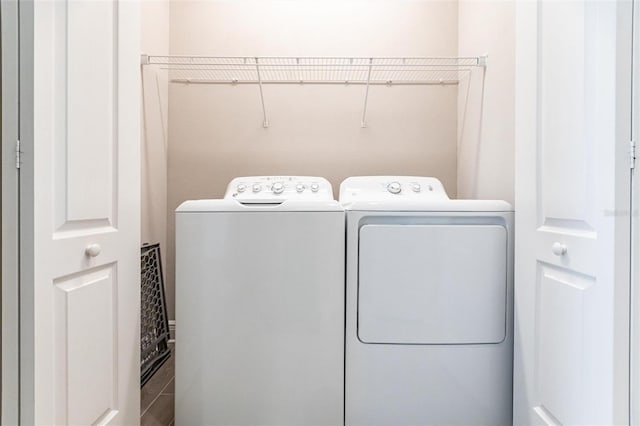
<box><xmin>141</xmin><ymin>55</ymin><xmax>487</xmax><ymax>127</ymax></box>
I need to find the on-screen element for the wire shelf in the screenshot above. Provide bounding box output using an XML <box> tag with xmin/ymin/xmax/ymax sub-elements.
<box><xmin>143</xmin><ymin>56</ymin><xmax>484</xmax><ymax>85</ymax></box>
<box><xmin>141</xmin><ymin>55</ymin><xmax>486</xmax><ymax>127</ymax></box>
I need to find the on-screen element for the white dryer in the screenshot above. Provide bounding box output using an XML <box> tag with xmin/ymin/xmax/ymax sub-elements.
<box><xmin>175</xmin><ymin>176</ymin><xmax>344</xmax><ymax>426</ymax></box>
<box><xmin>341</xmin><ymin>176</ymin><xmax>514</xmax><ymax>426</ymax></box>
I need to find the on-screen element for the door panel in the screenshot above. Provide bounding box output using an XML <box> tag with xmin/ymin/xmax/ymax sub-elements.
<box><xmin>53</xmin><ymin>0</ymin><xmax>118</xmax><ymax>233</ymax></box>
<box><xmin>24</xmin><ymin>0</ymin><xmax>141</xmax><ymax>424</ymax></box>
<box><xmin>358</xmin><ymin>224</ymin><xmax>508</xmax><ymax>344</ymax></box>
<box><xmin>65</xmin><ymin>0</ymin><xmax>116</xmax><ymax>223</ymax></box>
<box><xmin>54</xmin><ymin>266</ymin><xmax>117</xmax><ymax>426</ymax></box>
<box><xmin>514</xmin><ymin>1</ymin><xmax>631</xmax><ymax>425</ymax></box>
<box><xmin>536</xmin><ymin>264</ymin><xmax>593</xmax><ymax>425</ymax></box>
<box><xmin>539</xmin><ymin>2</ymin><xmax>591</xmax><ymax>227</ymax></box>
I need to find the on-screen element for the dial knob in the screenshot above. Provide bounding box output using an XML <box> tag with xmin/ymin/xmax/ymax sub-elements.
<box><xmin>310</xmin><ymin>183</ymin><xmax>320</xmax><ymax>192</ymax></box>
<box><xmin>387</xmin><ymin>181</ymin><xmax>402</xmax><ymax>194</ymax></box>
<box><xmin>296</xmin><ymin>183</ymin><xmax>306</xmax><ymax>193</ymax></box>
<box><xmin>412</xmin><ymin>183</ymin><xmax>421</xmax><ymax>193</ymax></box>
<box><xmin>272</xmin><ymin>182</ymin><xmax>285</xmax><ymax>194</ymax></box>
<box><xmin>237</xmin><ymin>184</ymin><xmax>247</xmax><ymax>193</ymax></box>
<box><xmin>252</xmin><ymin>184</ymin><xmax>262</xmax><ymax>193</ymax></box>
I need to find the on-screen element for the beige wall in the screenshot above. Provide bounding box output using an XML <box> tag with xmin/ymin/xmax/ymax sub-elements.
<box><xmin>164</xmin><ymin>0</ymin><xmax>460</xmax><ymax>319</ymax></box>
<box><xmin>141</xmin><ymin>0</ymin><xmax>170</xmax><ymax>305</ymax></box>
<box><xmin>140</xmin><ymin>1</ymin><xmax>517</xmax><ymax>321</ymax></box>
<box><xmin>457</xmin><ymin>0</ymin><xmax>515</xmax><ymax>205</ymax></box>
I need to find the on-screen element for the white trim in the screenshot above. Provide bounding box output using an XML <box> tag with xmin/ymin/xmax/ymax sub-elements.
<box><xmin>631</xmin><ymin>0</ymin><xmax>640</xmax><ymax>423</ymax></box>
<box><xmin>17</xmin><ymin>0</ymin><xmax>35</xmax><ymax>423</ymax></box>
<box><xmin>1</xmin><ymin>0</ymin><xmax>21</xmax><ymax>423</ymax></box>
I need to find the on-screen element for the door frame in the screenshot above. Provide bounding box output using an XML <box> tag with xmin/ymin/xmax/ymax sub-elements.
<box><xmin>1</xmin><ymin>0</ymin><xmax>21</xmax><ymax>424</ymax></box>
<box><xmin>16</xmin><ymin>0</ymin><xmax>35</xmax><ymax>422</ymax></box>
<box><xmin>632</xmin><ymin>0</ymin><xmax>640</xmax><ymax>423</ymax></box>
<box><xmin>2</xmin><ymin>0</ymin><xmax>39</xmax><ymax>423</ymax></box>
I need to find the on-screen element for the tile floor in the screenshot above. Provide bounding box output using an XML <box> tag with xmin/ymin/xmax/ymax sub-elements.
<box><xmin>141</xmin><ymin>343</ymin><xmax>175</xmax><ymax>426</ymax></box>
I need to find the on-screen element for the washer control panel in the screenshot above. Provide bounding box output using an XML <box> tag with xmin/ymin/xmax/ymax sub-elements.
<box><xmin>225</xmin><ymin>176</ymin><xmax>334</xmax><ymax>203</ymax></box>
<box><xmin>339</xmin><ymin>176</ymin><xmax>449</xmax><ymax>203</ymax></box>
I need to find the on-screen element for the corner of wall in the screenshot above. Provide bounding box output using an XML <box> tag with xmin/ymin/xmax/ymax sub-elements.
<box><xmin>456</xmin><ymin>1</ymin><xmax>515</xmax><ymax>205</ymax></box>
<box><xmin>141</xmin><ymin>0</ymin><xmax>172</xmax><ymax>318</ymax></box>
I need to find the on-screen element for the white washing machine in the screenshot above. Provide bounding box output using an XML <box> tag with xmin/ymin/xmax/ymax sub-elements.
<box><xmin>175</xmin><ymin>176</ymin><xmax>344</xmax><ymax>426</ymax></box>
<box><xmin>341</xmin><ymin>176</ymin><xmax>514</xmax><ymax>426</ymax></box>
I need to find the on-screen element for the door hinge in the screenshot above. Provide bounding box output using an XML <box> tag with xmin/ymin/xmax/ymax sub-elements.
<box><xmin>15</xmin><ymin>139</ymin><xmax>21</xmax><ymax>169</ymax></box>
<box><xmin>631</xmin><ymin>139</ymin><xmax>636</xmax><ymax>169</ymax></box>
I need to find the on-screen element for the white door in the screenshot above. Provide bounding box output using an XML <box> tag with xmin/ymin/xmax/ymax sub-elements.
<box><xmin>514</xmin><ymin>1</ymin><xmax>632</xmax><ymax>425</ymax></box>
<box><xmin>20</xmin><ymin>0</ymin><xmax>141</xmax><ymax>424</ymax></box>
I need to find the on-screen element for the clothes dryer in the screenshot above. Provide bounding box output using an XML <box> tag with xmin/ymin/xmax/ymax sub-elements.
<box><xmin>341</xmin><ymin>176</ymin><xmax>513</xmax><ymax>426</ymax></box>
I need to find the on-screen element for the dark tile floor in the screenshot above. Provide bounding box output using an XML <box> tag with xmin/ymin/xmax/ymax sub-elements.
<box><xmin>141</xmin><ymin>343</ymin><xmax>175</xmax><ymax>426</ymax></box>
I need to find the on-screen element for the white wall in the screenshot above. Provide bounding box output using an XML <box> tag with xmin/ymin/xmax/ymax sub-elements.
<box><xmin>457</xmin><ymin>0</ymin><xmax>514</xmax><ymax>205</ymax></box>
<box><xmin>165</xmin><ymin>0</ymin><xmax>461</xmax><ymax>320</ymax></box>
<box><xmin>141</xmin><ymin>0</ymin><xmax>170</xmax><ymax>303</ymax></box>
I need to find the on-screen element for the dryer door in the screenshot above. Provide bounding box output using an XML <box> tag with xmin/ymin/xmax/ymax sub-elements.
<box><xmin>358</xmin><ymin>224</ymin><xmax>507</xmax><ymax>344</ymax></box>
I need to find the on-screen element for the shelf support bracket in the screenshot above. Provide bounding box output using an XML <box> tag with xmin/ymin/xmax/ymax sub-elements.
<box><xmin>255</xmin><ymin>58</ymin><xmax>270</xmax><ymax>128</ymax></box>
<box><xmin>361</xmin><ymin>58</ymin><xmax>373</xmax><ymax>128</ymax></box>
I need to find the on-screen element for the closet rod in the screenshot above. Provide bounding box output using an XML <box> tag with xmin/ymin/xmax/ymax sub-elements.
<box><xmin>167</xmin><ymin>80</ymin><xmax>460</xmax><ymax>86</ymax></box>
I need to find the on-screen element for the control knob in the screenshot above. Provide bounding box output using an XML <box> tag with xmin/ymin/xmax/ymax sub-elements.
<box><xmin>411</xmin><ymin>183</ymin><xmax>421</xmax><ymax>193</ymax></box>
<box><xmin>236</xmin><ymin>184</ymin><xmax>247</xmax><ymax>193</ymax></box>
<box><xmin>272</xmin><ymin>182</ymin><xmax>285</xmax><ymax>194</ymax></box>
<box><xmin>252</xmin><ymin>184</ymin><xmax>262</xmax><ymax>193</ymax></box>
<box><xmin>387</xmin><ymin>181</ymin><xmax>402</xmax><ymax>194</ymax></box>
<box><xmin>310</xmin><ymin>183</ymin><xmax>320</xmax><ymax>192</ymax></box>
<box><xmin>296</xmin><ymin>183</ymin><xmax>306</xmax><ymax>193</ymax></box>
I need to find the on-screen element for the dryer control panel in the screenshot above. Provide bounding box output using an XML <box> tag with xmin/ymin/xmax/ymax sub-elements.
<box><xmin>339</xmin><ymin>176</ymin><xmax>449</xmax><ymax>203</ymax></box>
<box><xmin>225</xmin><ymin>176</ymin><xmax>334</xmax><ymax>203</ymax></box>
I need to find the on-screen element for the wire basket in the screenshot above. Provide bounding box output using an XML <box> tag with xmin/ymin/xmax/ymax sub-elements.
<box><xmin>141</xmin><ymin>243</ymin><xmax>171</xmax><ymax>387</ymax></box>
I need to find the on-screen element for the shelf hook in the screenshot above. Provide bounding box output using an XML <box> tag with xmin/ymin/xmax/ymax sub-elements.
<box><xmin>255</xmin><ymin>57</ymin><xmax>270</xmax><ymax>128</ymax></box>
<box><xmin>361</xmin><ymin>58</ymin><xmax>373</xmax><ymax>128</ymax></box>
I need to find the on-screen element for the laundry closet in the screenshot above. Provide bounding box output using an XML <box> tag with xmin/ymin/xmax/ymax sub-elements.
<box><xmin>140</xmin><ymin>0</ymin><xmax>515</xmax><ymax>340</ymax></box>
<box><xmin>139</xmin><ymin>1</ymin><xmax>517</xmax><ymax>424</ymax></box>
<box><xmin>3</xmin><ymin>0</ymin><xmax>633</xmax><ymax>424</ymax></box>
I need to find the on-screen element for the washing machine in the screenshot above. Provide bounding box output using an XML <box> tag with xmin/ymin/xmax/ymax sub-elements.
<box><xmin>341</xmin><ymin>176</ymin><xmax>514</xmax><ymax>426</ymax></box>
<box><xmin>175</xmin><ymin>176</ymin><xmax>344</xmax><ymax>426</ymax></box>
